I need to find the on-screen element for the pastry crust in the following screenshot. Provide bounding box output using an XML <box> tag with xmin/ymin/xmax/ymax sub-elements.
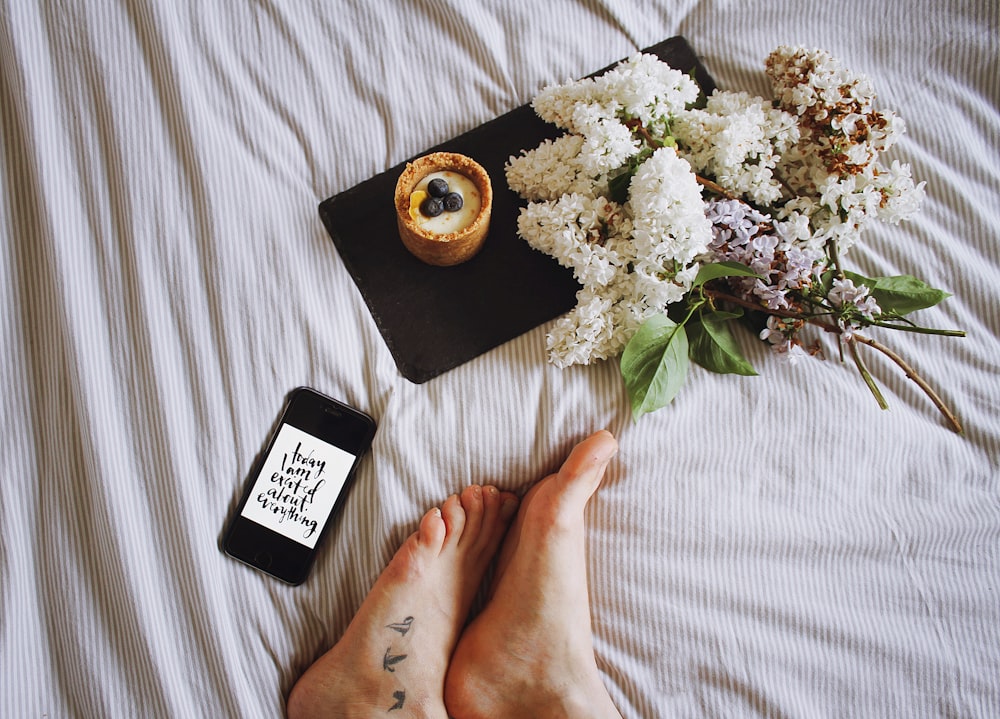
<box><xmin>394</xmin><ymin>152</ymin><xmax>492</xmax><ymax>266</ymax></box>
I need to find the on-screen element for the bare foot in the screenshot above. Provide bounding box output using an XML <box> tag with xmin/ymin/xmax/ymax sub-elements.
<box><xmin>444</xmin><ymin>430</ymin><xmax>623</xmax><ymax>719</ymax></box>
<box><xmin>287</xmin><ymin>484</ymin><xmax>519</xmax><ymax>719</ymax></box>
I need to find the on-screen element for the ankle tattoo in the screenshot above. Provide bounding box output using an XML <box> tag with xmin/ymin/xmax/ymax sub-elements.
<box><xmin>388</xmin><ymin>690</ymin><xmax>405</xmax><ymax>712</ymax></box>
<box><xmin>382</xmin><ymin>648</ymin><xmax>407</xmax><ymax>672</ymax></box>
<box><xmin>386</xmin><ymin>616</ymin><xmax>414</xmax><ymax>636</ymax></box>
<box><xmin>383</xmin><ymin>616</ymin><xmax>414</xmax><ymax>712</ymax></box>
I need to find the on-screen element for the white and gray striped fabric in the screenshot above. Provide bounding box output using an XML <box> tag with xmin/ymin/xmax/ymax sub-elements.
<box><xmin>3</xmin><ymin>1</ymin><xmax>999</xmax><ymax>716</ymax></box>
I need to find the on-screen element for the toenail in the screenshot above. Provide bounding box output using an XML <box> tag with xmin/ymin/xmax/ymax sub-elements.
<box><xmin>486</xmin><ymin>485</ymin><xmax>498</xmax><ymax>496</ymax></box>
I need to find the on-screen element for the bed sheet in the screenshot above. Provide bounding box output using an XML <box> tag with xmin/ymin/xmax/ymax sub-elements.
<box><xmin>2</xmin><ymin>1</ymin><xmax>999</xmax><ymax>717</ymax></box>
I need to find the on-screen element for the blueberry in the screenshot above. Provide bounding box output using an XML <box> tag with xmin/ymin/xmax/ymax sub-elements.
<box><xmin>427</xmin><ymin>178</ymin><xmax>449</xmax><ymax>198</ymax></box>
<box><xmin>420</xmin><ymin>196</ymin><xmax>444</xmax><ymax>217</ymax></box>
<box><xmin>443</xmin><ymin>192</ymin><xmax>463</xmax><ymax>212</ymax></box>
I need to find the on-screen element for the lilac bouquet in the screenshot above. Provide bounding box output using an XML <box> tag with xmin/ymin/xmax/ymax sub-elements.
<box><xmin>506</xmin><ymin>47</ymin><xmax>964</xmax><ymax>432</ymax></box>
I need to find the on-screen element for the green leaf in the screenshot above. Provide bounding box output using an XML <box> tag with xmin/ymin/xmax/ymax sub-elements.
<box><xmin>826</xmin><ymin>270</ymin><xmax>951</xmax><ymax>316</ymax></box>
<box><xmin>606</xmin><ymin>148</ymin><xmax>653</xmax><ymax>205</ymax></box>
<box><xmin>867</xmin><ymin>275</ymin><xmax>951</xmax><ymax>315</ymax></box>
<box><xmin>817</xmin><ymin>269</ymin><xmax>837</xmax><ymax>295</ymax></box>
<box><xmin>687</xmin><ymin>68</ymin><xmax>709</xmax><ymax>110</ymax></box>
<box><xmin>620</xmin><ymin>314</ymin><xmax>690</xmax><ymax>420</ymax></box>
<box><xmin>607</xmin><ymin>171</ymin><xmax>632</xmax><ymax>205</ymax></box>
<box><xmin>687</xmin><ymin>311</ymin><xmax>758</xmax><ymax>376</ymax></box>
<box><xmin>693</xmin><ymin>261</ymin><xmax>761</xmax><ymax>288</ymax></box>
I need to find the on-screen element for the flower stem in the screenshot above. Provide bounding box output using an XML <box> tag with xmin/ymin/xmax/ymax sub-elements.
<box><xmin>624</xmin><ymin>118</ymin><xmax>665</xmax><ymax>149</ymax></box>
<box><xmin>695</xmin><ymin>175</ymin><xmax>739</xmax><ymax>201</ymax></box>
<box><xmin>826</xmin><ymin>238</ymin><xmax>845</xmax><ymax>278</ymax></box>
<box><xmin>851</xmin><ymin>332</ymin><xmax>964</xmax><ymax>434</ymax></box>
<box><xmin>702</xmin><ymin>284</ymin><xmax>963</xmax><ymax>433</ymax></box>
<box><xmin>702</xmin><ymin>287</ymin><xmax>802</xmax><ymax>320</ymax></box>
<box><xmin>846</xmin><ymin>338</ymin><xmax>888</xmax><ymax>410</ymax></box>
<box><xmin>871</xmin><ymin>320</ymin><xmax>966</xmax><ymax>337</ymax></box>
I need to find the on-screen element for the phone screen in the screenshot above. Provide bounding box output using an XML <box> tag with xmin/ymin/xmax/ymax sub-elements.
<box><xmin>239</xmin><ymin>423</ymin><xmax>357</xmax><ymax>549</ymax></box>
<box><xmin>223</xmin><ymin>387</ymin><xmax>376</xmax><ymax>584</ymax></box>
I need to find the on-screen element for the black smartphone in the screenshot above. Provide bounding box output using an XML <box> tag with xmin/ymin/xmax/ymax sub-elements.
<box><xmin>222</xmin><ymin>386</ymin><xmax>376</xmax><ymax>585</ymax></box>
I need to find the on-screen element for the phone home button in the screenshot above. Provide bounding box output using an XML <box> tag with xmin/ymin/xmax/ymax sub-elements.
<box><xmin>255</xmin><ymin>551</ymin><xmax>273</xmax><ymax>569</ymax></box>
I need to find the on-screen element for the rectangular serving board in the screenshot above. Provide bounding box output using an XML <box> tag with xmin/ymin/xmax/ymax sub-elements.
<box><xmin>319</xmin><ymin>36</ymin><xmax>714</xmax><ymax>383</ymax></box>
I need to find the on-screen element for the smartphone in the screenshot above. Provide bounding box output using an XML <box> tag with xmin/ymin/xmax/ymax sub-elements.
<box><xmin>223</xmin><ymin>386</ymin><xmax>376</xmax><ymax>585</ymax></box>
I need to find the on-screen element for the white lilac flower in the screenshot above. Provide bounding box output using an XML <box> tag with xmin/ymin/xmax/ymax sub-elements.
<box><xmin>574</xmin><ymin>112</ymin><xmax>641</xmax><ymax>176</ymax></box>
<box><xmin>628</xmin><ymin>146</ymin><xmax>712</xmax><ymax>268</ymax></box>
<box><xmin>829</xmin><ymin>277</ymin><xmax>881</xmax><ymax>320</ymax></box>
<box><xmin>778</xmin><ymin>246</ymin><xmax>823</xmax><ymax>289</ymax></box>
<box><xmin>531</xmin><ymin>76</ymin><xmax>610</xmax><ymax>133</ymax></box>
<box><xmin>703</xmin><ymin>197</ymin><xmax>827</xmax><ymax>313</ymax></box>
<box><xmin>875</xmin><ymin>160</ymin><xmax>926</xmax><ymax>224</ymax></box>
<box><xmin>759</xmin><ymin>315</ymin><xmax>786</xmax><ymax>345</ymax></box>
<box><xmin>774</xmin><ymin>207</ymin><xmax>815</xmax><ymax>245</ymax></box>
<box><xmin>508</xmin><ymin>47</ymin><xmax>922</xmax><ymax>373</ymax></box>
<box><xmin>674</xmin><ymin>90</ymin><xmax>799</xmax><ymax>205</ymax></box>
<box><xmin>506</xmin><ymin>134</ymin><xmax>609</xmax><ymax>201</ymax></box>
<box><xmin>531</xmin><ymin>52</ymin><xmax>696</xmax><ymax>143</ymax></box>
<box><xmin>766</xmin><ymin>45</ymin><xmax>904</xmax><ymax>177</ymax></box>
<box><xmin>855</xmin><ymin>295</ymin><xmax>881</xmax><ymax>320</ymax></box>
<box><xmin>545</xmin><ymin>289</ymin><xmax>619</xmax><ymax>368</ymax></box>
<box><xmin>514</xmin><ymin>145</ymin><xmax>709</xmax><ymax>367</ymax></box>
<box><xmin>759</xmin><ymin>316</ymin><xmax>809</xmax><ymax>363</ymax></box>
<box><xmin>704</xmin><ymin>199</ymin><xmax>770</xmax><ymax>250</ymax></box>
<box><xmin>754</xmin><ymin>280</ymin><xmax>790</xmax><ymax>311</ymax></box>
<box><xmin>597</xmin><ymin>53</ymin><xmax>699</xmax><ymax>128</ymax></box>
<box><xmin>516</xmin><ymin>193</ymin><xmax>631</xmax><ymax>272</ymax></box>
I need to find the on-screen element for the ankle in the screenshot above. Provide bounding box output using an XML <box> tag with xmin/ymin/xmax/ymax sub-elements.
<box><xmin>445</xmin><ymin>656</ymin><xmax>620</xmax><ymax>719</ymax></box>
<box><xmin>568</xmin><ymin>684</ymin><xmax>624</xmax><ymax>719</ymax></box>
<box><xmin>528</xmin><ymin>666</ymin><xmax>623</xmax><ymax>719</ymax></box>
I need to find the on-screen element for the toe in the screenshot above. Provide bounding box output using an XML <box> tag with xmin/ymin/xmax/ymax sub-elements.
<box><xmin>481</xmin><ymin>485</ymin><xmax>501</xmax><ymax>527</ymax></box>
<box><xmin>468</xmin><ymin>485</ymin><xmax>501</xmax><ymax>551</ymax></box>
<box><xmin>499</xmin><ymin>491</ymin><xmax>520</xmax><ymax>527</ymax></box>
<box><xmin>458</xmin><ymin>485</ymin><xmax>485</xmax><ymax>546</ymax></box>
<box><xmin>441</xmin><ymin>493</ymin><xmax>466</xmax><ymax>542</ymax></box>
<box><xmin>481</xmin><ymin>487</ymin><xmax>518</xmax><ymax>555</ymax></box>
<box><xmin>417</xmin><ymin>506</ymin><xmax>446</xmax><ymax>550</ymax></box>
<box><xmin>554</xmin><ymin>431</ymin><xmax>618</xmax><ymax>502</ymax></box>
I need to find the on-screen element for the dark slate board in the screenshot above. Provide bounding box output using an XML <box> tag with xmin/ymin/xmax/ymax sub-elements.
<box><xmin>319</xmin><ymin>36</ymin><xmax>714</xmax><ymax>383</ymax></box>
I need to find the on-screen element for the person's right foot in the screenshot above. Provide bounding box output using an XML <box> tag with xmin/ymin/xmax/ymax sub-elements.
<box><xmin>444</xmin><ymin>430</ymin><xmax>623</xmax><ymax>719</ymax></box>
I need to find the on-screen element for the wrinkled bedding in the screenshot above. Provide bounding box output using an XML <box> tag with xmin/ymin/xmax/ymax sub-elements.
<box><xmin>3</xmin><ymin>1</ymin><xmax>999</xmax><ymax>716</ymax></box>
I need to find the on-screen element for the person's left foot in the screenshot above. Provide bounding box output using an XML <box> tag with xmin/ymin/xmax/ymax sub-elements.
<box><xmin>287</xmin><ymin>485</ymin><xmax>519</xmax><ymax>719</ymax></box>
<box><xmin>444</xmin><ymin>431</ymin><xmax>622</xmax><ymax>719</ymax></box>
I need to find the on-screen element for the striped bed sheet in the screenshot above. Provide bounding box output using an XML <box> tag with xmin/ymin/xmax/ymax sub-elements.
<box><xmin>2</xmin><ymin>2</ymin><xmax>998</xmax><ymax>716</ymax></box>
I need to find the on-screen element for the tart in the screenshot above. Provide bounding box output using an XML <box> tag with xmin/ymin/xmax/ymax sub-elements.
<box><xmin>394</xmin><ymin>152</ymin><xmax>492</xmax><ymax>266</ymax></box>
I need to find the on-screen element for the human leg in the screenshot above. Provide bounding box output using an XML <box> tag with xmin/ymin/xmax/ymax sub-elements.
<box><xmin>287</xmin><ymin>484</ymin><xmax>519</xmax><ymax>719</ymax></box>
